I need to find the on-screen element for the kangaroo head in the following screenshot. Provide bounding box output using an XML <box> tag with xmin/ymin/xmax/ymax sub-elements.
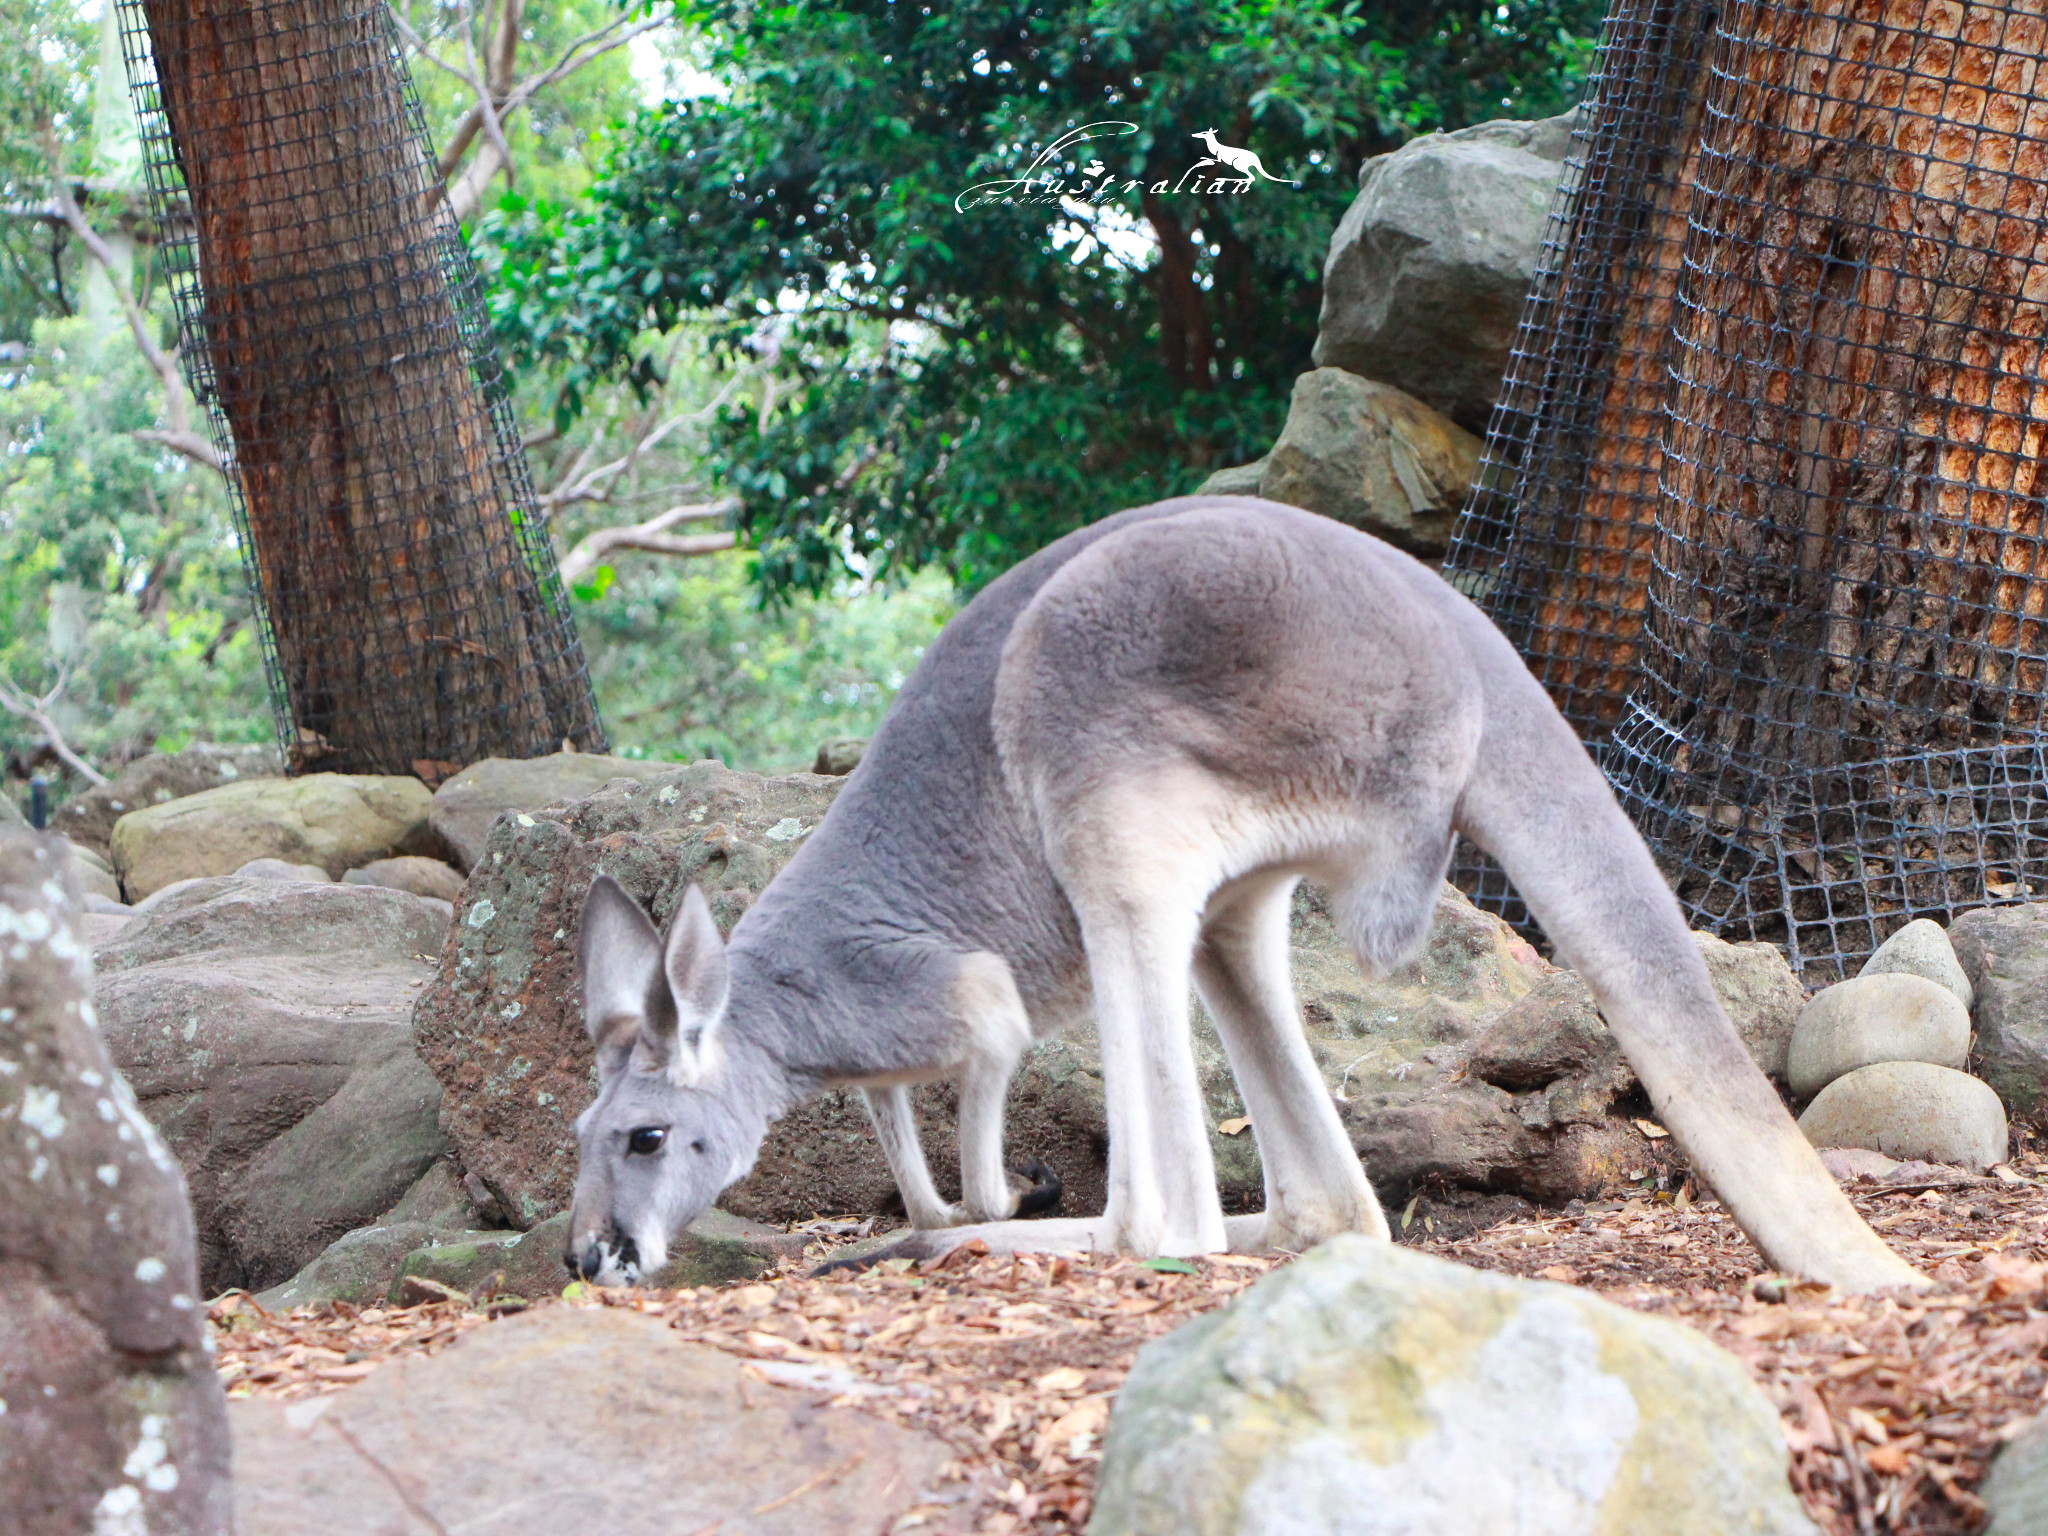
<box><xmin>564</xmin><ymin>876</ymin><xmax>763</xmax><ymax>1285</ymax></box>
<box><xmin>1193</xmin><ymin>128</ymin><xmax>1220</xmax><ymax>145</ymax></box>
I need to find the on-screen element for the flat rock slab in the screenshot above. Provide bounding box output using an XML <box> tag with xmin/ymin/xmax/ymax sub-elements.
<box><xmin>428</xmin><ymin>750</ymin><xmax>657</xmax><ymax>871</ymax></box>
<box><xmin>230</xmin><ymin>1306</ymin><xmax>953</xmax><ymax>1536</ymax></box>
<box><xmin>111</xmin><ymin>774</ymin><xmax>435</xmax><ymax>898</ymax></box>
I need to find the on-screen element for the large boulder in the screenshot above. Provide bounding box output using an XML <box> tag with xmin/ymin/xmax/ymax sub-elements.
<box><xmin>428</xmin><ymin>750</ymin><xmax>657</xmax><ymax>872</ymax></box>
<box><xmin>93</xmin><ymin>876</ymin><xmax>452</xmax><ymax>1291</ymax></box>
<box><xmin>1950</xmin><ymin>902</ymin><xmax>2048</xmax><ymax>1123</ymax></box>
<box><xmin>0</xmin><ymin>833</ymin><xmax>231</xmax><ymax>1536</ymax></box>
<box><xmin>1256</xmin><ymin>370</ymin><xmax>1482</xmax><ymax>558</ymax></box>
<box><xmin>1314</xmin><ymin>111</ymin><xmax>1576</xmax><ymax>431</ymax></box>
<box><xmin>230</xmin><ymin>1307</ymin><xmax>954</xmax><ymax>1535</ymax></box>
<box><xmin>414</xmin><ymin>762</ymin><xmax>844</xmax><ymax>1226</ymax></box>
<box><xmin>51</xmin><ymin>742</ymin><xmax>284</xmax><ymax>858</ymax></box>
<box><xmin>110</xmin><ymin>773</ymin><xmax>436</xmax><ymax>899</ymax></box>
<box><xmin>1092</xmin><ymin>1234</ymin><xmax>1817</xmax><ymax>1536</ymax></box>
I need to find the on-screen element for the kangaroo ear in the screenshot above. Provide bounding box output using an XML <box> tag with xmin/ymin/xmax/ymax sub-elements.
<box><xmin>661</xmin><ymin>885</ymin><xmax>730</xmax><ymax>1086</ymax></box>
<box><xmin>578</xmin><ymin>876</ymin><xmax>673</xmax><ymax>1053</ymax></box>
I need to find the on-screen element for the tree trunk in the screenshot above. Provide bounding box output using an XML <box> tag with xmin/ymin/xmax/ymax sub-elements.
<box><xmin>1651</xmin><ymin>0</ymin><xmax>2048</xmax><ymax>765</ymax></box>
<box><xmin>1622</xmin><ymin>0</ymin><xmax>2048</xmax><ymax>958</ymax></box>
<box><xmin>137</xmin><ymin>0</ymin><xmax>603</xmax><ymax>775</ymax></box>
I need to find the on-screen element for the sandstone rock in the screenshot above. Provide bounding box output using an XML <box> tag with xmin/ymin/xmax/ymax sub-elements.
<box><xmin>811</xmin><ymin>737</ymin><xmax>868</xmax><ymax>776</ymax></box>
<box><xmin>342</xmin><ymin>854</ymin><xmax>466</xmax><ymax>902</ymax></box>
<box><xmin>254</xmin><ymin>1162</ymin><xmax>489</xmax><ymax>1309</ymax></box>
<box><xmin>1468</xmin><ymin>969</ymin><xmax>1627</xmax><ymax>1092</ymax></box>
<box><xmin>415</xmin><ymin>762</ymin><xmax>845</xmax><ymax>1227</ymax></box>
<box><xmin>1861</xmin><ymin>917</ymin><xmax>1974</xmax><ymax>1009</ymax></box>
<box><xmin>94</xmin><ymin>876</ymin><xmax>451</xmax><ymax>1291</ymax></box>
<box><xmin>111</xmin><ymin>773</ymin><xmax>435</xmax><ymax>899</ymax></box>
<box><xmin>52</xmin><ymin>742</ymin><xmax>284</xmax><ymax>859</ymax></box>
<box><xmin>1951</xmin><ymin>902</ymin><xmax>2048</xmax><ymax>1123</ymax></box>
<box><xmin>49</xmin><ymin>836</ymin><xmax>125</xmax><ymax>902</ymax></box>
<box><xmin>1798</xmin><ymin>1062</ymin><xmax>2009</xmax><ymax>1170</ymax></box>
<box><xmin>1257</xmin><ymin>369</ymin><xmax>1482</xmax><ymax>557</ymax></box>
<box><xmin>428</xmin><ymin>750</ymin><xmax>655</xmax><ymax>872</ymax></box>
<box><xmin>1472</xmin><ymin>930</ymin><xmax>1803</xmax><ymax>1091</ymax></box>
<box><xmin>254</xmin><ymin>1220</ymin><xmax>470</xmax><ymax>1310</ymax></box>
<box><xmin>1194</xmin><ymin>458</ymin><xmax>1268</xmax><ymax>496</ymax></box>
<box><xmin>379</xmin><ymin>1158</ymin><xmax>483</xmax><ymax>1230</ymax></box>
<box><xmin>1787</xmin><ymin>974</ymin><xmax>1972</xmax><ymax>1098</ymax></box>
<box><xmin>1092</xmin><ymin>1233</ymin><xmax>1817</xmax><ymax>1536</ymax></box>
<box><xmin>1314</xmin><ymin>111</ymin><xmax>1576</xmax><ymax>431</ymax></box>
<box><xmin>232</xmin><ymin>857</ymin><xmax>332</xmax><ymax>882</ymax></box>
<box><xmin>0</xmin><ymin>832</ymin><xmax>232</xmax><ymax>1536</ymax></box>
<box><xmin>1345</xmin><ymin>1080</ymin><xmax>1536</xmax><ymax>1192</ymax></box>
<box><xmin>229</xmin><ymin>1307</ymin><xmax>954</xmax><ymax>1535</ymax></box>
<box><xmin>1985</xmin><ymin>1409</ymin><xmax>2048</xmax><ymax>1535</ymax></box>
<box><xmin>0</xmin><ymin>788</ymin><xmax>24</xmax><ymax>827</ymax></box>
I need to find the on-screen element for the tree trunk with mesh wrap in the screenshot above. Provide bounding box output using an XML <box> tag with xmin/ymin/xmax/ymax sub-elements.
<box><xmin>1653</xmin><ymin>0</ymin><xmax>2048</xmax><ymax>765</ymax></box>
<box><xmin>1625</xmin><ymin>0</ymin><xmax>2048</xmax><ymax>951</ymax></box>
<box><xmin>138</xmin><ymin>0</ymin><xmax>603</xmax><ymax>776</ymax></box>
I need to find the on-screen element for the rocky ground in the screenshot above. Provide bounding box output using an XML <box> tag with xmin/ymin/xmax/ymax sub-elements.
<box><xmin>215</xmin><ymin>1146</ymin><xmax>2048</xmax><ymax>1536</ymax></box>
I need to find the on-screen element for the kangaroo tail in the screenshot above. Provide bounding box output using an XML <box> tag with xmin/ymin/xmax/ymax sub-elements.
<box><xmin>1454</xmin><ymin>639</ymin><xmax>1921</xmax><ymax>1293</ymax></box>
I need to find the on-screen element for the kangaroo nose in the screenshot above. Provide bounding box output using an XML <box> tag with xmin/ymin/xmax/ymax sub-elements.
<box><xmin>569</xmin><ymin>1241</ymin><xmax>603</xmax><ymax>1281</ymax></box>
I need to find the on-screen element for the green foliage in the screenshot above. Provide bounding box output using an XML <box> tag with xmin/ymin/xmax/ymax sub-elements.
<box><xmin>0</xmin><ymin>314</ymin><xmax>271</xmax><ymax>774</ymax></box>
<box><xmin>0</xmin><ymin>0</ymin><xmax>93</xmax><ymax>340</ymax></box>
<box><xmin>395</xmin><ymin>0</ymin><xmax>651</xmax><ymax>211</ymax></box>
<box><xmin>577</xmin><ymin>551</ymin><xmax>953</xmax><ymax>768</ymax></box>
<box><xmin>484</xmin><ymin>0</ymin><xmax>1599</xmax><ymax>596</ymax></box>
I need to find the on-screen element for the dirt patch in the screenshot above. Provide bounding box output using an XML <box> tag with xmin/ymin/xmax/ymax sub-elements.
<box><xmin>217</xmin><ymin>1157</ymin><xmax>2048</xmax><ymax>1534</ymax></box>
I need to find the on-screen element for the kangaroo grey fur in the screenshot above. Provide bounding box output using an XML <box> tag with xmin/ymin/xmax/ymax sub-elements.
<box><xmin>566</xmin><ymin>497</ymin><xmax>1920</xmax><ymax>1292</ymax></box>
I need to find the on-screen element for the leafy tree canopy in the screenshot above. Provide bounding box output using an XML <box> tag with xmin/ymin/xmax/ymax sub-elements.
<box><xmin>485</xmin><ymin>0</ymin><xmax>1600</xmax><ymax>596</ymax></box>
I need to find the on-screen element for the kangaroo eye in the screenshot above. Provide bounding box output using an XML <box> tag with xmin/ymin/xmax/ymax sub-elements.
<box><xmin>627</xmin><ymin>1126</ymin><xmax>668</xmax><ymax>1156</ymax></box>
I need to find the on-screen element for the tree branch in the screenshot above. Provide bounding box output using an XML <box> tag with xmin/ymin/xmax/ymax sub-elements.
<box><xmin>538</xmin><ymin>366</ymin><xmax>748</xmax><ymax>515</ymax></box>
<box><xmin>558</xmin><ymin>499</ymin><xmax>740</xmax><ymax>584</ymax></box>
<box><xmin>399</xmin><ymin>0</ymin><xmax>676</xmax><ymax>221</ymax></box>
<box><xmin>42</xmin><ymin>130</ymin><xmax>223</xmax><ymax>476</ymax></box>
<box><xmin>0</xmin><ymin>669</ymin><xmax>108</xmax><ymax>787</ymax></box>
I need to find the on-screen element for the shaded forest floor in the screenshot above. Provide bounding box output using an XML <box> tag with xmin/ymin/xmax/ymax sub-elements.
<box><xmin>215</xmin><ymin>1161</ymin><xmax>2048</xmax><ymax>1535</ymax></box>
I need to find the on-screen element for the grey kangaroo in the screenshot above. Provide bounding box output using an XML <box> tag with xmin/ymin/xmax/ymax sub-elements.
<box><xmin>566</xmin><ymin>497</ymin><xmax>1921</xmax><ymax>1292</ymax></box>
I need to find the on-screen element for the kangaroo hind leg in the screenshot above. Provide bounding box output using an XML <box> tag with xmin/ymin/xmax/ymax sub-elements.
<box><xmin>1196</xmin><ymin>871</ymin><xmax>1389</xmax><ymax>1251</ymax></box>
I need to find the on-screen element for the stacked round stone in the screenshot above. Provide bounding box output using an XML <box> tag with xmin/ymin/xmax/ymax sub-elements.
<box><xmin>1788</xmin><ymin>920</ymin><xmax>2006</xmax><ymax>1171</ymax></box>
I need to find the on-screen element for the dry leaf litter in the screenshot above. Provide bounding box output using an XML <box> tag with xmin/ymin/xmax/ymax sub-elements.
<box><xmin>213</xmin><ymin>1144</ymin><xmax>2048</xmax><ymax>1535</ymax></box>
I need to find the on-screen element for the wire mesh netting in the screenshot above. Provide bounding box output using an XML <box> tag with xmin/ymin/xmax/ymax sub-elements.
<box><xmin>116</xmin><ymin>0</ymin><xmax>605</xmax><ymax>779</ymax></box>
<box><xmin>1446</xmin><ymin>0</ymin><xmax>2048</xmax><ymax>977</ymax></box>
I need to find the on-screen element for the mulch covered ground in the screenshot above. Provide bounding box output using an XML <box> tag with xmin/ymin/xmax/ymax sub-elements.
<box><xmin>214</xmin><ymin>1151</ymin><xmax>2048</xmax><ymax>1535</ymax></box>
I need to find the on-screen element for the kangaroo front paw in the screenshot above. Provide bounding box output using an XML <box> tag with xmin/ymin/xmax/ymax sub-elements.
<box><xmin>1011</xmin><ymin>1157</ymin><xmax>1063</xmax><ymax>1218</ymax></box>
